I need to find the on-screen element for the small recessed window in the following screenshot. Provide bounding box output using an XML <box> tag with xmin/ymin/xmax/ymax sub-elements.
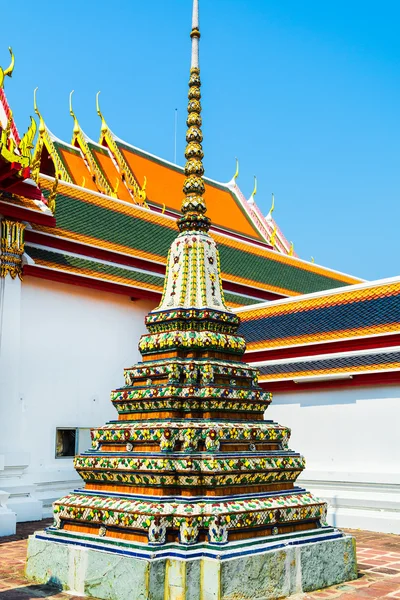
<box><xmin>55</xmin><ymin>428</ymin><xmax>76</xmax><ymax>458</ymax></box>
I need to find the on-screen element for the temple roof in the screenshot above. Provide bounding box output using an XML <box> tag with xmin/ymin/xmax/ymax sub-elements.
<box><xmin>237</xmin><ymin>277</ymin><xmax>400</xmax><ymax>353</ymax></box>
<box><xmin>36</xmin><ymin>123</ymin><xmax>268</xmax><ymax>242</ymax></box>
<box><xmin>256</xmin><ymin>347</ymin><xmax>400</xmax><ymax>384</ymax></box>
<box><xmin>22</xmin><ymin>175</ymin><xmax>362</xmax><ymax>307</ymax></box>
<box><xmin>0</xmin><ymin>51</ymin><xmax>363</xmax><ymax>303</ymax></box>
<box><xmin>0</xmin><ymin>56</ymin><xmax>55</xmax><ymax>227</ymax></box>
<box><xmin>237</xmin><ymin>276</ymin><xmax>400</xmax><ymax>388</ymax></box>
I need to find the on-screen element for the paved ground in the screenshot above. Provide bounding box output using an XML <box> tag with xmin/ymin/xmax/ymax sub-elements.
<box><xmin>0</xmin><ymin>521</ymin><xmax>399</xmax><ymax>599</ymax></box>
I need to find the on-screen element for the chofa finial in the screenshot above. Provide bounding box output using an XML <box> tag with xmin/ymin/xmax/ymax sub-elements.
<box><xmin>233</xmin><ymin>157</ymin><xmax>239</xmax><ymax>182</ymax></box>
<box><xmin>0</xmin><ymin>47</ymin><xmax>15</xmax><ymax>89</ymax></box>
<box><xmin>268</xmin><ymin>193</ymin><xmax>275</xmax><ymax>217</ymax></box>
<box><xmin>248</xmin><ymin>176</ymin><xmax>257</xmax><ymax>203</ymax></box>
<box><xmin>33</xmin><ymin>87</ymin><xmax>46</xmax><ymax>134</ymax></box>
<box><xmin>69</xmin><ymin>90</ymin><xmax>80</xmax><ymax>136</ymax></box>
<box><xmin>96</xmin><ymin>91</ymin><xmax>108</xmax><ymax>134</ymax></box>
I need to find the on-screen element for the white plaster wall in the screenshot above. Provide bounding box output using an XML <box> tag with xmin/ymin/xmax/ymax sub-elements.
<box><xmin>266</xmin><ymin>386</ymin><xmax>400</xmax><ymax>533</ymax></box>
<box><xmin>18</xmin><ymin>278</ymin><xmax>153</xmax><ymax>503</ymax></box>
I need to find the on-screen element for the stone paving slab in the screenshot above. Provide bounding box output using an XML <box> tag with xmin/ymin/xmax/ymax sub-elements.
<box><xmin>0</xmin><ymin>521</ymin><xmax>399</xmax><ymax>599</ymax></box>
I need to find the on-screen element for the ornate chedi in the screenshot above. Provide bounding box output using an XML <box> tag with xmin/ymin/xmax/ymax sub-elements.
<box><xmin>27</xmin><ymin>2</ymin><xmax>357</xmax><ymax>597</ymax></box>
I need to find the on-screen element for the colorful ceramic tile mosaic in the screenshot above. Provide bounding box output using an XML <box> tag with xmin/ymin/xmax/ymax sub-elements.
<box><xmin>47</xmin><ymin>7</ymin><xmax>330</xmax><ymax>552</ymax></box>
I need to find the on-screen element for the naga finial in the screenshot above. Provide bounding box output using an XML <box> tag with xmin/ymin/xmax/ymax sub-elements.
<box><xmin>0</xmin><ymin>47</ymin><xmax>15</xmax><ymax>88</ymax></box>
<box><xmin>4</xmin><ymin>47</ymin><xmax>14</xmax><ymax>78</ymax></box>
<box><xmin>233</xmin><ymin>157</ymin><xmax>239</xmax><ymax>182</ymax></box>
<box><xmin>33</xmin><ymin>87</ymin><xmax>46</xmax><ymax>135</ymax></box>
<box><xmin>289</xmin><ymin>241</ymin><xmax>294</xmax><ymax>256</ymax></box>
<box><xmin>69</xmin><ymin>90</ymin><xmax>80</xmax><ymax>137</ymax></box>
<box><xmin>249</xmin><ymin>176</ymin><xmax>257</xmax><ymax>203</ymax></box>
<box><xmin>267</xmin><ymin>193</ymin><xmax>275</xmax><ymax>218</ymax></box>
<box><xmin>19</xmin><ymin>116</ymin><xmax>37</xmax><ymax>160</ymax></box>
<box><xmin>96</xmin><ymin>91</ymin><xmax>108</xmax><ymax>134</ymax></box>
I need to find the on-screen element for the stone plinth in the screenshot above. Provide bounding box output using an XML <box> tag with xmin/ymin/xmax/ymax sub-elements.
<box><xmin>26</xmin><ymin>527</ymin><xmax>357</xmax><ymax>600</ymax></box>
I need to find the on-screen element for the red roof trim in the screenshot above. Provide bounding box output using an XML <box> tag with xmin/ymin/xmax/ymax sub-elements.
<box><xmin>260</xmin><ymin>370</ymin><xmax>400</xmax><ymax>393</ymax></box>
<box><xmin>25</xmin><ymin>230</ymin><xmax>274</xmax><ymax>302</ymax></box>
<box><xmin>25</xmin><ymin>230</ymin><xmax>166</xmax><ymax>275</ymax></box>
<box><xmin>23</xmin><ymin>265</ymin><xmax>160</xmax><ymax>302</ymax></box>
<box><xmin>0</xmin><ymin>201</ymin><xmax>56</xmax><ymax>227</ymax></box>
<box><xmin>0</xmin><ymin>88</ymin><xmax>20</xmax><ymax>144</ymax></box>
<box><xmin>245</xmin><ymin>333</ymin><xmax>400</xmax><ymax>363</ymax></box>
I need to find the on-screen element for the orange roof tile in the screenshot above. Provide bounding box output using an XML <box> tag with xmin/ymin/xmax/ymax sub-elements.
<box><xmin>118</xmin><ymin>144</ymin><xmax>262</xmax><ymax>241</ymax></box>
<box><xmin>90</xmin><ymin>147</ymin><xmax>132</xmax><ymax>203</ymax></box>
<box><xmin>59</xmin><ymin>147</ymin><xmax>98</xmax><ymax>191</ymax></box>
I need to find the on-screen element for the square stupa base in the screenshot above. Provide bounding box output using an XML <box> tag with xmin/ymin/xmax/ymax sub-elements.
<box><xmin>26</xmin><ymin>527</ymin><xmax>357</xmax><ymax>600</ymax></box>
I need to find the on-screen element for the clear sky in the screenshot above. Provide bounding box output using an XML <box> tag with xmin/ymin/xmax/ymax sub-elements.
<box><xmin>4</xmin><ymin>0</ymin><xmax>400</xmax><ymax>280</ymax></box>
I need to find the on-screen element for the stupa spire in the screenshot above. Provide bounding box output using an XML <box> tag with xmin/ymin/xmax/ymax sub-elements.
<box><xmin>151</xmin><ymin>0</ymin><xmax>232</xmax><ymax>313</ymax></box>
<box><xmin>179</xmin><ymin>0</ymin><xmax>209</xmax><ymax>232</ymax></box>
<box><xmin>191</xmin><ymin>0</ymin><xmax>200</xmax><ymax>68</ymax></box>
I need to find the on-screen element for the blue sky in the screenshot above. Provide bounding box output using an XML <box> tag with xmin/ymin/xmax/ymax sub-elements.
<box><xmin>4</xmin><ymin>0</ymin><xmax>400</xmax><ymax>280</ymax></box>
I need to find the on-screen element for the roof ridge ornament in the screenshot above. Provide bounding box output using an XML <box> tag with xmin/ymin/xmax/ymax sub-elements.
<box><xmin>95</xmin><ymin>91</ymin><xmax>147</xmax><ymax>205</ymax></box>
<box><xmin>0</xmin><ymin>47</ymin><xmax>14</xmax><ymax>88</ymax></box>
<box><xmin>33</xmin><ymin>87</ymin><xmax>46</xmax><ymax>135</ymax></box>
<box><xmin>69</xmin><ymin>90</ymin><xmax>116</xmax><ymax>197</ymax></box>
<box><xmin>31</xmin><ymin>87</ymin><xmax>72</xmax><ymax>183</ymax></box>
<box><xmin>248</xmin><ymin>176</ymin><xmax>257</xmax><ymax>204</ymax></box>
<box><xmin>267</xmin><ymin>192</ymin><xmax>275</xmax><ymax>218</ymax></box>
<box><xmin>233</xmin><ymin>157</ymin><xmax>239</xmax><ymax>182</ymax></box>
<box><xmin>69</xmin><ymin>90</ymin><xmax>80</xmax><ymax>138</ymax></box>
<box><xmin>96</xmin><ymin>91</ymin><xmax>108</xmax><ymax>135</ymax></box>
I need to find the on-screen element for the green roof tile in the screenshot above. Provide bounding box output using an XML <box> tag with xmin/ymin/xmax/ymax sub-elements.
<box><xmin>42</xmin><ymin>189</ymin><xmax>356</xmax><ymax>296</ymax></box>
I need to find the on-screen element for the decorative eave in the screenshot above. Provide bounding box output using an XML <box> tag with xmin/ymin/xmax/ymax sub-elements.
<box><xmin>256</xmin><ymin>344</ymin><xmax>400</xmax><ymax>393</ymax></box>
<box><xmin>227</xmin><ymin>164</ymin><xmax>296</xmax><ymax>256</ymax></box>
<box><xmin>237</xmin><ymin>276</ymin><xmax>400</xmax><ymax>368</ymax></box>
<box><xmin>31</xmin><ymin>89</ymin><xmax>73</xmax><ymax>184</ymax></box>
<box><xmin>0</xmin><ymin>110</ymin><xmax>36</xmax><ymax>188</ymax></box>
<box><xmin>96</xmin><ymin>92</ymin><xmax>147</xmax><ymax>204</ymax></box>
<box><xmin>254</xmin><ymin>345</ymin><xmax>400</xmax><ymax>383</ymax></box>
<box><xmin>69</xmin><ymin>91</ymin><xmax>121</xmax><ymax>198</ymax></box>
<box><xmin>0</xmin><ymin>48</ymin><xmax>20</xmax><ymax>145</ymax></box>
<box><xmin>0</xmin><ymin>195</ymin><xmax>55</xmax><ymax>227</ymax></box>
<box><xmin>266</xmin><ymin>215</ymin><xmax>293</xmax><ymax>255</ymax></box>
<box><xmin>227</xmin><ymin>175</ymin><xmax>272</xmax><ymax>246</ymax></box>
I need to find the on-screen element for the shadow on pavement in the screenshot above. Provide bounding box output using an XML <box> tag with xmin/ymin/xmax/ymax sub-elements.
<box><xmin>0</xmin><ymin>584</ymin><xmax>61</xmax><ymax>599</ymax></box>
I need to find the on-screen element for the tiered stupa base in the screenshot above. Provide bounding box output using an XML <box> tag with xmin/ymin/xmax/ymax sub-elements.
<box><xmin>26</xmin><ymin>2</ymin><xmax>358</xmax><ymax>596</ymax></box>
<box><xmin>26</xmin><ymin>515</ymin><xmax>356</xmax><ymax>600</ymax></box>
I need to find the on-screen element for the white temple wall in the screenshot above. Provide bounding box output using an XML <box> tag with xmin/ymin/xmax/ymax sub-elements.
<box><xmin>7</xmin><ymin>277</ymin><xmax>152</xmax><ymax>522</ymax></box>
<box><xmin>267</xmin><ymin>385</ymin><xmax>400</xmax><ymax>534</ymax></box>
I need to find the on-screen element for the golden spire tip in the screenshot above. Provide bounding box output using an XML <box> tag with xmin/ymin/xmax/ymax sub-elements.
<box><xmin>233</xmin><ymin>157</ymin><xmax>239</xmax><ymax>181</ymax></box>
